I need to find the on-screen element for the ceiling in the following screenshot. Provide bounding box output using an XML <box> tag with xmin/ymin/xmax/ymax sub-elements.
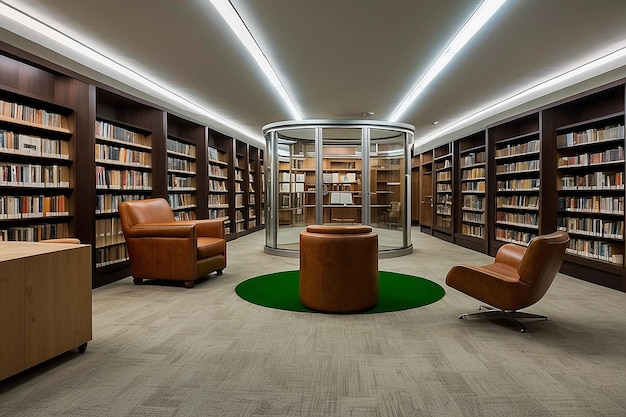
<box><xmin>0</xmin><ymin>0</ymin><xmax>626</xmax><ymax>150</ymax></box>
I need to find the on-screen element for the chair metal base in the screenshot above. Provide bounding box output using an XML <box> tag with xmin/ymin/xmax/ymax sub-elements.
<box><xmin>458</xmin><ymin>305</ymin><xmax>547</xmax><ymax>333</ymax></box>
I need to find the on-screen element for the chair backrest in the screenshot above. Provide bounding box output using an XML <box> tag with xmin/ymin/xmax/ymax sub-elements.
<box><xmin>119</xmin><ymin>198</ymin><xmax>176</xmax><ymax>232</ymax></box>
<box><xmin>517</xmin><ymin>230</ymin><xmax>570</xmax><ymax>307</ymax></box>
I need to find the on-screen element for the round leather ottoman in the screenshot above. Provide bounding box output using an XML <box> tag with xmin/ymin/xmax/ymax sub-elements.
<box><xmin>299</xmin><ymin>225</ymin><xmax>378</xmax><ymax>313</ymax></box>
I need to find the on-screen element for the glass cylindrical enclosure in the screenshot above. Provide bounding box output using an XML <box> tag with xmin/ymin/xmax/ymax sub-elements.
<box><xmin>263</xmin><ymin>120</ymin><xmax>414</xmax><ymax>258</ymax></box>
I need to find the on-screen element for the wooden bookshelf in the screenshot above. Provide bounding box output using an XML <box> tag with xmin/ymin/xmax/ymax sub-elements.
<box><xmin>433</xmin><ymin>143</ymin><xmax>453</xmax><ymax>241</ymax></box>
<box><xmin>418</xmin><ymin>150</ymin><xmax>434</xmax><ymax>234</ymax></box>
<box><xmin>0</xmin><ymin>58</ymin><xmax>76</xmax><ymax>243</ymax></box>
<box><xmin>489</xmin><ymin>113</ymin><xmax>541</xmax><ymax>254</ymax></box>
<box><xmin>208</xmin><ymin>131</ymin><xmax>231</xmax><ymax>236</ymax></box>
<box><xmin>166</xmin><ymin>115</ymin><xmax>203</xmax><ymax>221</ymax></box>
<box><xmin>455</xmin><ymin>131</ymin><xmax>488</xmax><ymax>253</ymax></box>
<box><xmin>543</xmin><ymin>84</ymin><xmax>626</xmax><ymax>290</ymax></box>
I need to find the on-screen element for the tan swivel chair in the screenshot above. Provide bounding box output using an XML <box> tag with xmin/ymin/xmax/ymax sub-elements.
<box><xmin>445</xmin><ymin>230</ymin><xmax>570</xmax><ymax>332</ymax></box>
<box><xmin>119</xmin><ymin>198</ymin><xmax>226</xmax><ymax>288</ymax></box>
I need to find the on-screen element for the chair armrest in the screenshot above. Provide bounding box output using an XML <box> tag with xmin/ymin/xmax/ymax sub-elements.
<box><xmin>494</xmin><ymin>243</ymin><xmax>526</xmax><ymax>269</ymax></box>
<box><xmin>178</xmin><ymin>218</ymin><xmax>225</xmax><ymax>238</ymax></box>
<box><xmin>129</xmin><ymin>223</ymin><xmax>195</xmax><ymax>238</ymax></box>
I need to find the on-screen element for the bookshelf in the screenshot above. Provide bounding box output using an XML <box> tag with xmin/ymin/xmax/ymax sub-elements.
<box><xmin>433</xmin><ymin>143</ymin><xmax>453</xmax><ymax>241</ymax></box>
<box><xmin>418</xmin><ymin>150</ymin><xmax>434</xmax><ymax>234</ymax></box>
<box><xmin>543</xmin><ymin>84</ymin><xmax>626</xmax><ymax>289</ymax></box>
<box><xmin>246</xmin><ymin>145</ymin><xmax>264</xmax><ymax>232</ymax></box>
<box><xmin>455</xmin><ymin>131</ymin><xmax>488</xmax><ymax>253</ymax></box>
<box><xmin>166</xmin><ymin>118</ymin><xmax>198</xmax><ymax>221</ymax></box>
<box><xmin>323</xmin><ymin>156</ymin><xmax>362</xmax><ymax>225</ymax></box>
<box><xmin>94</xmin><ymin>119</ymin><xmax>152</xmax><ymax>268</ymax></box>
<box><xmin>489</xmin><ymin>113</ymin><xmax>541</xmax><ymax>253</ymax></box>
<box><xmin>208</xmin><ymin>131</ymin><xmax>231</xmax><ymax>236</ymax></box>
<box><xmin>234</xmin><ymin>141</ymin><xmax>247</xmax><ymax>235</ymax></box>
<box><xmin>0</xmin><ymin>53</ymin><xmax>80</xmax><ymax>243</ymax></box>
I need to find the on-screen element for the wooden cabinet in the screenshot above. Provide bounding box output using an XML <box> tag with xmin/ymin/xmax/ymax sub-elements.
<box><xmin>0</xmin><ymin>241</ymin><xmax>92</xmax><ymax>381</ymax></box>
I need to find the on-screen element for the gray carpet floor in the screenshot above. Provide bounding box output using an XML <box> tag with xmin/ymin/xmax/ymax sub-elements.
<box><xmin>1</xmin><ymin>228</ymin><xmax>625</xmax><ymax>417</ymax></box>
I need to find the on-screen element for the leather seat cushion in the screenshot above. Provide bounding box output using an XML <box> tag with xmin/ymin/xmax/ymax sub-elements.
<box><xmin>197</xmin><ymin>237</ymin><xmax>225</xmax><ymax>258</ymax></box>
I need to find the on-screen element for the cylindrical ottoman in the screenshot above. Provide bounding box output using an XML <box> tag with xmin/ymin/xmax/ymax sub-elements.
<box><xmin>299</xmin><ymin>225</ymin><xmax>378</xmax><ymax>313</ymax></box>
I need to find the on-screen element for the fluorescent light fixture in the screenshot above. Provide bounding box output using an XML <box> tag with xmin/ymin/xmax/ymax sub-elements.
<box><xmin>209</xmin><ymin>0</ymin><xmax>302</xmax><ymax>121</ymax></box>
<box><xmin>0</xmin><ymin>1</ymin><xmax>264</xmax><ymax>144</ymax></box>
<box><xmin>415</xmin><ymin>45</ymin><xmax>626</xmax><ymax>147</ymax></box>
<box><xmin>389</xmin><ymin>0</ymin><xmax>506</xmax><ymax>122</ymax></box>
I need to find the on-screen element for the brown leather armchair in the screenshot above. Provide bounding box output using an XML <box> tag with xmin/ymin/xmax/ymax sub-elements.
<box><xmin>445</xmin><ymin>230</ymin><xmax>570</xmax><ymax>332</ymax></box>
<box><xmin>119</xmin><ymin>198</ymin><xmax>226</xmax><ymax>288</ymax></box>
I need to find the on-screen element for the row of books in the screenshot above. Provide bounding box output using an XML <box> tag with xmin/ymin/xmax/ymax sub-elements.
<box><xmin>461</xmin><ymin>181</ymin><xmax>485</xmax><ymax>193</ymax></box>
<box><xmin>557</xmin><ymin>196</ymin><xmax>624</xmax><ymax>214</ymax></box>
<box><xmin>168</xmin><ymin>193</ymin><xmax>195</xmax><ymax>209</ymax></box>
<box><xmin>557</xmin><ymin>147</ymin><xmax>624</xmax><ymax>167</ymax></box>
<box><xmin>0</xmin><ymin>222</ymin><xmax>69</xmax><ymax>242</ymax></box>
<box><xmin>208</xmin><ymin>194</ymin><xmax>228</xmax><ymax>207</ymax></box>
<box><xmin>565</xmin><ymin>239</ymin><xmax>624</xmax><ymax>265</ymax></box>
<box><xmin>168</xmin><ymin>174</ymin><xmax>196</xmax><ymax>190</ymax></box>
<box><xmin>560</xmin><ymin>171</ymin><xmax>623</xmax><ymax>190</ymax></box>
<box><xmin>461</xmin><ymin>224</ymin><xmax>484</xmax><ymax>238</ymax></box>
<box><xmin>95</xmin><ymin>166</ymin><xmax>152</xmax><ymax>190</ymax></box>
<box><xmin>96</xmin><ymin>143</ymin><xmax>151</xmax><ymax>167</ymax></box>
<box><xmin>496</xmin><ymin>160</ymin><xmax>540</xmax><ymax>174</ymax></box>
<box><xmin>95</xmin><ymin>245</ymin><xmax>128</xmax><ymax>268</ymax></box>
<box><xmin>0</xmin><ymin>163</ymin><xmax>69</xmax><ymax>187</ymax></box>
<box><xmin>209</xmin><ymin>163</ymin><xmax>228</xmax><ymax>177</ymax></box>
<box><xmin>496</xmin><ymin>195</ymin><xmax>539</xmax><ymax>209</ymax></box>
<box><xmin>459</xmin><ymin>151</ymin><xmax>485</xmax><ymax>168</ymax></box>
<box><xmin>166</xmin><ymin>138</ymin><xmax>195</xmax><ymax>157</ymax></box>
<box><xmin>497</xmin><ymin>178</ymin><xmax>540</xmax><ymax>191</ymax></box>
<box><xmin>436</xmin><ymin>184</ymin><xmax>452</xmax><ymax>192</ymax></box>
<box><xmin>95</xmin><ymin>217</ymin><xmax>124</xmax><ymax>248</ymax></box>
<box><xmin>556</xmin><ymin>124</ymin><xmax>624</xmax><ymax>148</ymax></box>
<box><xmin>235</xmin><ymin>194</ymin><xmax>244</xmax><ymax>206</ymax></box>
<box><xmin>208</xmin><ymin>209</ymin><xmax>228</xmax><ymax>220</ymax></box>
<box><xmin>95</xmin><ymin>194</ymin><xmax>144</xmax><ymax>214</ymax></box>
<box><xmin>95</xmin><ymin>121</ymin><xmax>149</xmax><ymax>147</ymax></box>
<box><xmin>436</xmin><ymin>171</ymin><xmax>451</xmax><ymax>181</ymax></box>
<box><xmin>461</xmin><ymin>167</ymin><xmax>485</xmax><ymax>179</ymax></box>
<box><xmin>0</xmin><ymin>130</ymin><xmax>69</xmax><ymax>158</ymax></box>
<box><xmin>249</xmin><ymin>194</ymin><xmax>255</xmax><ymax>205</ymax></box>
<box><xmin>436</xmin><ymin>205</ymin><xmax>451</xmax><ymax>216</ymax></box>
<box><xmin>0</xmin><ymin>195</ymin><xmax>68</xmax><ymax>219</ymax></box>
<box><xmin>174</xmin><ymin>211</ymin><xmax>197</xmax><ymax>221</ymax></box>
<box><xmin>495</xmin><ymin>139</ymin><xmax>540</xmax><ymax>158</ymax></box>
<box><xmin>495</xmin><ymin>227</ymin><xmax>537</xmax><ymax>245</ymax></box>
<box><xmin>462</xmin><ymin>211</ymin><xmax>484</xmax><ymax>224</ymax></box>
<box><xmin>209</xmin><ymin>179</ymin><xmax>227</xmax><ymax>192</ymax></box>
<box><xmin>208</xmin><ymin>146</ymin><xmax>227</xmax><ymax>163</ymax></box>
<box><xmin>0</xmin><ymin>99</ymin><xmax>65</xmax><ymax>128</ymax></box>
<box><xmin>462</xmin><ymin>195</ymin><xmax>485</xmax><ymax>210</ymax></box>
<box><xmin>557</xmin><ymin>217</ymin><xmax>624</xmax><ymax>239</ymax></box>
<box><xmin>167</xmin><ymin>156</ymin><xmax>195</xmax><ymax>172</ymax></box>
<box><xmin>437</xmin><ymin>194</ymin><xmax>452</xmax><ymax>204</ymax></box>
<box><xmin>496</xmin><ymin>211</ymin><xmax>539</xmax><ymax>228</ymax></box>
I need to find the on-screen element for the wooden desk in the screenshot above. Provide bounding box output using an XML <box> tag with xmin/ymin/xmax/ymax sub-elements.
<box><xmin>0</xmin><ymin>241</ymin><xmax>92</xmax><ymax>381</ymax></box>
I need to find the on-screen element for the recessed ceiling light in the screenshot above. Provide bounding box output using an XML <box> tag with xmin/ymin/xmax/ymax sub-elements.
<box><xmin>362</xmin><ymin>111</ymin><xmax>375</xmax><ymax>117</ymax></box>
<box><xmin>432</xmin><ymin>120</ymin><xmax>439</xmax><ymax>125</ymax></box>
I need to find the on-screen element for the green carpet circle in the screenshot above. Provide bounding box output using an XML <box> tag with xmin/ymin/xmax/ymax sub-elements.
<box><xmin>235</xmin><ymin>270</ymin><xmax>445</xmax><ymax>313</ymax></box>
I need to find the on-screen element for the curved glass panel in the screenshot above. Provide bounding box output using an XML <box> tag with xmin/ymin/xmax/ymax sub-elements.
<box><xmin>263</xmin><ymin>120</ymin><xmax>414</xmax><ymax>258</ymax></box>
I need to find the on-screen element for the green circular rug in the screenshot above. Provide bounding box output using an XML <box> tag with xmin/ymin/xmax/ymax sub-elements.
<box><xmin>235</xmin><ymin>270</ymin><xmax>445</xmax><ymax>314</ymax></box>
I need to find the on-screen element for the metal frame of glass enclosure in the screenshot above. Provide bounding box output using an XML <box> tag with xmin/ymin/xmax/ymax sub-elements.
<box><xmin>263</xmin><ymin>120</ymin><xmax>414</xmax><ymax>258</ymax></box>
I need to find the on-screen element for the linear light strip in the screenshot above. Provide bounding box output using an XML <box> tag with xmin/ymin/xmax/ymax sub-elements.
<box><xmin>389</xmin><ymin>0</ymin><xmax>506</xmax><ymax>122</ymax></box>
<box><xmin>209</xmin><ymin>0</ymin><xmax>302</xmax><ymax>121</ymax></box>
<box><xmin>0</xmin><ymin>1</ymin><xmax>263</xmax><ymax>144</ymax></box>
<box><xmin>416</xmin><ymin>45</ymin><xmax>626</xmax><ymax>146</ymax></box>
